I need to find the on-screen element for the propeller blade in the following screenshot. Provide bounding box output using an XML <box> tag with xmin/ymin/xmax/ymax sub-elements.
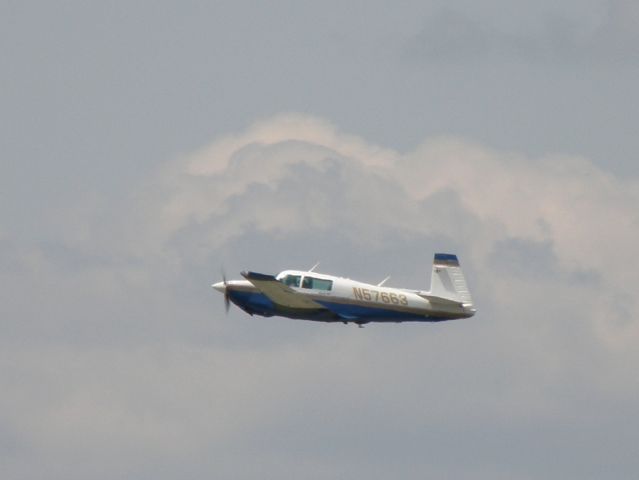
<box><xmin>222</xmin><ymin>268</ymin><xmax>230</xmax><ymax>313</ymax></box>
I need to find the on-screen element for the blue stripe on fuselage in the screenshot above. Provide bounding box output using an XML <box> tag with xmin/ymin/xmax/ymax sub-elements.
<box><xmin>228</xmin><ymin>289</ymin><xmax>330</xmax><ymax>319</ymax></box>
<box><xmin>228</xmin><ymin>289</ymin><xmax>276</xmax><ymax>316</ymax></box>
<box><xmin>314</xmin><ymin>300</ymin><xmax>426</xmax><ymax>321</ymax></box>
<box><xmin>228</xmin><ymin>289</ymin><xmax>448</xmax><ymax>322</ymax></box>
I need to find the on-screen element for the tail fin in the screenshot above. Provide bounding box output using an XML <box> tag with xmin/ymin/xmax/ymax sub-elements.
<box><xmin>429</xmin><ymin>253</ymin><xmax>473</xmax><ymax>306</ymax></box>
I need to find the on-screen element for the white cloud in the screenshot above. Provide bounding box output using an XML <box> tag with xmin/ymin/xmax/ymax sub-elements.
<box><xmin>3</xmin><ymin>113</ymin><xmax>639</xmax><ymax>479</ymax></box>
<box><xmin>133</xmin><ymin>114</ymin><xmax>639</xmax><ymax>345</ymax></box>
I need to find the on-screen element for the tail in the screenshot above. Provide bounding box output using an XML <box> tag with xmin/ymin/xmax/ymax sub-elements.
<box><xmin>429</xmin><ymin>253</ymin><xmax>474</xmax><ymax>307</ymax></box>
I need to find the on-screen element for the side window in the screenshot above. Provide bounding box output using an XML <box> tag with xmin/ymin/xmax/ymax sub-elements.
<box><xmin>314</xmin><ymin>278</ymin><xmax>333</xmax><ymax>291</ymax></box>
<box><xmin>300</xmin><ymin>276</ymin><xmax>333</xmax><ymax>291</ymax></box>
<box><xmin>283</xmin><ymin>275</ymin><xmax>301</xmax><ymax>287</ymax></box>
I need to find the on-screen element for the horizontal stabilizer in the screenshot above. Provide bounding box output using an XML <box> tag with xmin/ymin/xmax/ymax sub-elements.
<box><xmin>423</xmin><ymin>295</ymin><xmax>465</xmax><ymax>308</ymax></box>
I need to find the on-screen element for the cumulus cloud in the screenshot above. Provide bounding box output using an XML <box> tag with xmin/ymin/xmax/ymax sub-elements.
<box><xmin>136</xmin><ymin>113</ymin><xmax>639</xmax><ymax>343</ymax></box>
<box><xmin>3</xmin><ymin>113</ymin><xmax>639</xmax><ymax>478</ymax></box>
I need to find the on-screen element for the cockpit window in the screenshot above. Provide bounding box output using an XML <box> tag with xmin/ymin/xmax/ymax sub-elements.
<box><xmin>282</xmin><ymin>275</ymin><xmax>301</xmax><ymax>287</ymax></box>
<box><xmin>301</xmin><ymin>276</ymin><xmax>333</xmax><ymax>291</ymax></box>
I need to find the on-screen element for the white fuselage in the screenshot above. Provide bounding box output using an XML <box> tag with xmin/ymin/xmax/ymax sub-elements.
<box><xmin>216</xmin><ymin>270</ymin><xmax>475</xmax><ymax>322</ymax></box>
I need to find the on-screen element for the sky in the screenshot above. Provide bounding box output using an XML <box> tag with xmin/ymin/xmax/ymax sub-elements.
<box><xmin>1</xmin><ymin>1</ymin><xmax>638</xmax><ymax>479</ymax></box>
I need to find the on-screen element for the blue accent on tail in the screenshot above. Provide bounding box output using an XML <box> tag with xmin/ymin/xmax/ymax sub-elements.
<box><xmin>434</xmin><ymin>253</ymin><xmax>459</xmax><ymax>266</ymax></box>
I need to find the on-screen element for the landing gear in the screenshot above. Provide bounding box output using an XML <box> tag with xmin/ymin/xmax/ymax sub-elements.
<box><xmin>341</xmin><ymin>320</ymin><xmax>368</xmax><ymax>328</ymax></box>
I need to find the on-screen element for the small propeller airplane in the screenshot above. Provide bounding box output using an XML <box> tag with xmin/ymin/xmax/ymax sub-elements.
<box><xmin>212</xmin><ymin>253</ymin><xmax>476</xmax><ymax>326</ymax></box>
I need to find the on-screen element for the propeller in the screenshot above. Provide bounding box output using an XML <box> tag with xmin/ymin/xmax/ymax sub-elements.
<box><xmin>222</xmin><ymin>269</ymin><xmax>230</xmax><ymax>313</ymax></box>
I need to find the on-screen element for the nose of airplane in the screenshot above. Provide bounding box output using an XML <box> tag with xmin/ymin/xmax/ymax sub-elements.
<box><xmin>212</xmin><ymin>281</ymin><xmax>226</xmax><ymax>293</ymax></box>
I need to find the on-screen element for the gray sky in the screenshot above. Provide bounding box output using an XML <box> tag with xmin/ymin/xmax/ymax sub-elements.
<box><xmin>2</xmin><ymin>1</ymin><xmax>639</xmax><ymax>479</ymax></box>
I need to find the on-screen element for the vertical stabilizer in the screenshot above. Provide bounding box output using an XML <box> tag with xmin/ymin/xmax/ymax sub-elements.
<box><xmin>429</xmin><ymin>253</ymin><xmax>473</xmax><ymax>306</ymax></box>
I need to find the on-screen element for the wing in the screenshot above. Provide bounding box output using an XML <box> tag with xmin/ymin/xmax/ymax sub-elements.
<box><xmin>241</xmin><ymin>271</ymin><xmax>325</xmax><ymax>310</ymax></box>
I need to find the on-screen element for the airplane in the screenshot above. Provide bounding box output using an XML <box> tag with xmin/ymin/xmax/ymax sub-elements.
<box><xmin>212</xmin><ymin>253</ymin><xmax>476</xmax><ymax>326</ymax></box>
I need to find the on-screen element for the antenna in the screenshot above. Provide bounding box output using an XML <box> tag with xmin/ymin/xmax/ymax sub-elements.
<box><xmin>308</xmin><ymin>261</ymin><xmax>320</xmax><ymax>272</ymax></box>
<box><xmin>377</xmin><ymin>275</ymin><xmax>390</xmax><ymax>287</ymax></box>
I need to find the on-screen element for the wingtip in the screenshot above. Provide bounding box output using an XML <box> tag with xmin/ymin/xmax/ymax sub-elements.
<box><xmin>242</xmin><ymin>271</ymin><xmax>277</xmax><ymax>281</ymax></box>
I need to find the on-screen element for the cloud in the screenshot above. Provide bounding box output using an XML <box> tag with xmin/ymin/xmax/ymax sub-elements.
<box><xmin>3</xmin><ymin>113</ymin><xmax>639</xmax><ymax>478</ymax></box>
<box><xmin>134</xmin><ymin>114</ymin><xmax>639</xmax><ymax>345</ymax></box>
<box><xmin>409</xmin><ymin>1</ymin><xmax>639</xmax><ymax>66</ymax></box>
